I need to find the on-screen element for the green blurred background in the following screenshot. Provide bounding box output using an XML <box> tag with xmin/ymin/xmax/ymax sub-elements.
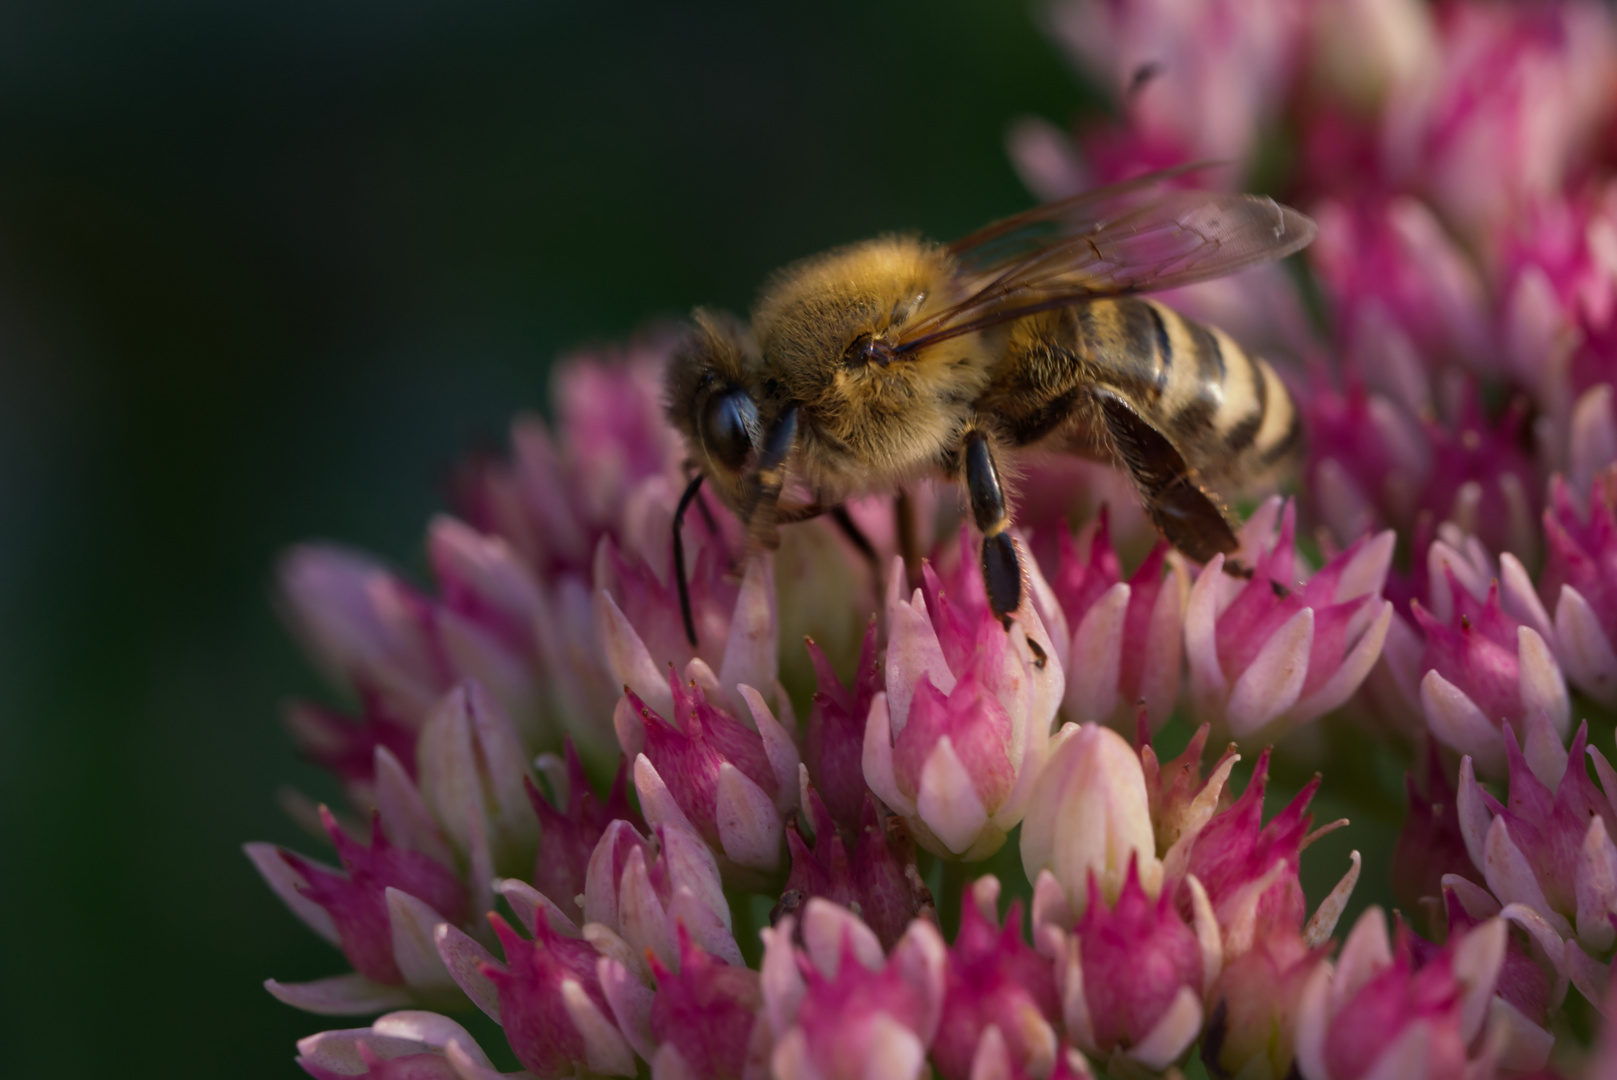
<box><xmin>0</xmin><ymin>2</ymin><xmax>1090</xmax><ymax>1075</ymax></box>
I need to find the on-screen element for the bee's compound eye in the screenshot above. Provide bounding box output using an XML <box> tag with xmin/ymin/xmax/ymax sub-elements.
<box><xmin>701</xmin><ymin>389</ymin><xmax>759</xmax><ymax>472</ymax></box>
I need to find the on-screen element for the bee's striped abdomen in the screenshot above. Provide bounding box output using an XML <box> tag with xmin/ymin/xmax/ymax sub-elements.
<box><xmin>1081</xmin><ymin>298</ymin><xmax>1300</xmax><ymax>490</ymax></box>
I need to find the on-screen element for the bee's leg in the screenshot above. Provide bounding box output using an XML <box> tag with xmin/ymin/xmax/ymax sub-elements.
<box><xmin>829</xmin><ymin>504</ymin><xmax>887</xmax><ymax>610</ymax></box>
<box><xmin>963</xmin><ymin>429</ymin><xmax>1023</xmax><ymax>625</ymax></box>
<box><xmin>673</xmin><ymin>473</ymin><xmax>707</xmax><ymax>647</ymax></box>
<box><xmin>1091</xmin><ymin>386</ymin><xmax>1241</xmax><ymax>564</ymax></box>
<box><xmin>894</xmin><ymin>489</ymin><xmax>922</xmax><ymax>592</ymax></box>
<box><xmin>829</xmin><ymin>505</ymin><xmax>880</xmax><ymax>572</ymax></box>
<box><xmin>742</xmin><ymin>404</ymin><xmax>800</xmax><ymax>551</ymax></box>
<box><xmin>681</xmin><ymin>458</ymin><xmax>719</xmax><ymax>534</ymax></box>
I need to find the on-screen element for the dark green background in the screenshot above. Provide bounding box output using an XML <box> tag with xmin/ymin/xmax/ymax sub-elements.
<box><xmin>0</xmin><ymin>2</ymin><xmax>1087</xmax><ymax>1075</ymax></box>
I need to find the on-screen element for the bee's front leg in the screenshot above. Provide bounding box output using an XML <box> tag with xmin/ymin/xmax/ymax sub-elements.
<box><xmin>741</xmin><ymin>403</ymin><xmax>800</xmax><ymax>551</ymax></box>
<box><xmin>962</xmin><ymin>428</ymin><xmax>1023</xmax><ymax>625</ymax></box>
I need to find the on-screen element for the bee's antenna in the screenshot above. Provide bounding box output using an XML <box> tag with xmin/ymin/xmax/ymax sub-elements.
<box><xmin>673</xmin><ymin>473</ymin><xmax>706</xmax><ymax>647</ymax></box>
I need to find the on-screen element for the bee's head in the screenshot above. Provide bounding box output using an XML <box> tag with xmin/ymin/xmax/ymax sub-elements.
<box><xmin>666</xmin><ymin>308</ymin><xmax>763</xmax><ymax>509</ymax></box>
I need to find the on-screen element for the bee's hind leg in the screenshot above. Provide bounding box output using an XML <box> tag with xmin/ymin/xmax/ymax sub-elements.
<box><xmin>962</xmin><ymin>429</ymin><xmax>1023</xmax><ymax>626</ymax></box>
<box><xmin>1091</xmin><ymin>386</ymin><xmax>1242</xmax><ymax>565</ymax></box>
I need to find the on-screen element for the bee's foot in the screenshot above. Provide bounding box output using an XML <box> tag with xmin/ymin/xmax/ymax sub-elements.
<box><xmin>1222</xmin><ymin>558</ymin><xmax>1256</xmax><ymax>580</ymax></box>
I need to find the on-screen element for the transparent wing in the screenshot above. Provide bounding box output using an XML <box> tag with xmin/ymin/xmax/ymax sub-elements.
<box><xmin>894</xmin><ymin>166</ymin><xmax>1317</xmax><ymax>353</ymax></box>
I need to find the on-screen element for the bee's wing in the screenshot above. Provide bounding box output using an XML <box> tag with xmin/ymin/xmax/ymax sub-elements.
<box><xmin>895</xmin><ymin>167</ymin><xmax>1316</xmax><ymax>352</ymax></box>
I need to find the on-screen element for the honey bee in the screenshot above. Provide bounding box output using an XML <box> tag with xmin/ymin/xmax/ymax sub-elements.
<box><xmin>665</xmin><ymin>166</ymin><xmax>1314</xmax><ymax>643</ymax></box>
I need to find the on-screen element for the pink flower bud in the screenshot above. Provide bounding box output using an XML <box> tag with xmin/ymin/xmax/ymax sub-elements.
<box><xmin>1203</xmin><ymin>928</ymin><xmax>1325</xmax><ymax>1080</ymax></box>
<box><xmin>582</xmin><ymin>818</ymin><xmax>739</xmax><ymax>974</ymax></box>
<box><xmin>1054</xmin><ymin>858</ymin><xmax>1218</xmax><ymax>1070</ymax></box>
<box><xmin>804</xmin><ymin>625</ymin><xmax>882</xmax><ymax>834</ymax></box>
<box><xmin>1185</xmin><ymin>501</ymin><xmax>1394</xmax><ymax>737</ymax></box>
<box><xmin>1422</xmin><ymin>396</ymin><xmax>1542</xmax><ymax>562</ymax></box>
<box><xmin>599</xmin><ymin>546</ymin><xmax>780</xmax><ymax>732</ymax></box>
<box><xmin>930</xmin><ymin>878</ymin><xmax>1060</xmax><ymax>1080</ymax></box>
<box><xmin>1542</xmin><ymin>471</ymin><xmax>1617</xmax><ymax>706</ymax></box>
<box><xmin>453</xmin><ymin>344</ymin><xmax>683</xmax><ymax>577</ymax></box>
<box><xmin>1042</xmin><ymin>512</ymin><xmax>1187</xmax><ymax>730</ymax></box>
<box><xmin>1455</xmin><ymin>722</ymin><xmax>1617</xmax><ymax>953</ymax></box>
<box><xmin>1295</xmin><ymin>908</ymin><xmax>1506</xmax><ymax>1080</ymax></box>
<box><xmin>1436</xmin><ymin>886</ymin><xmax>1564</xmax><ymax>1072</ymax></box>
<box><xmin>295</xmin><ymin>1011</ymin><xmax>506</xmax><ymax>1080</ymax></box>
<box><xmin>277</xmin><ymin>808</ymin><xmax>469</xmax><ymax>988</ymax></box>
<box><xmin>1304</xmin><ymin>382</ymin><xmax>1431</xmax><ymax>546</ymax></box>
<box><xmin>645</xmin><ymin>927</ymin><xmax>768</xmax><ymax>1080</ymax></box>
<box><xmin>416</xmin><ymin>682</ymin><xmax>540</xmax><ymax>882</ymax></box>
<box><xmin>595</xmin><ymin>533</ymin><xmax>743</xmax><ymax>692</ymax></box>
<box><xmin>1392</xmin><ymin>741</ymin><xmax>1483</xmax><ymax>915</ymax></box>
<box><xmin>866</xmin><ymin>559</ymin><xmax>1060</xmax><ymax>860</ymax></box>
<box><xmin>279</xmin><ymin>545</ymin><xmax>456</xmax><ymax>722</ymax></box>
<box><xmin>1021</xmin><ymin>723</ymin><xmax>1160</xmax><ymax>919</ymax></box>
<box><xmin>1413</xmin><ymin>577</ymin><xmax>1570</xmax><ymax>778</ymax></box>
<box><xmin>965</xmin><ymin>1032</ymin><xmax>1097</xmax><ymax>1080</ymax></box>
<box><xmin>280</xmin><ymin>532</ymin><xmax>560</xmax><ymax>754</ymax></box>
<box><xmin>1499</xmin><ymin>185</ymin><xmax>1617</xmax><ymax>410</ymax></box>
<box><xmin>781</xmin><ymin>784</ymin><xmax>933</xmax><ymax>952</ymax></box>
<box><xmin>625</xmin><ymin>670</ymin><xmax>797</xmax><ymax>879</ymax></box>
<box><xmin>1304</xmin><ymin>0</ymin><xmax>1435</xmax><ymax>111</ymax></box>
<box><xmin>526</xmin><ymin>740</ymin><xmax>641</xmax><ymax>926</ymax></box>
<box><xmin>1187</xmin><ymin>749</ymin><xmax>1358</xmax><ymax>958</ymax></box>
<box><xmin>1044</xmin><ymin>0</ymin><xmax>1304</xmax><ymax>172</ymax></box>
<box><xmin>1311</xmin><ymin>196</ymin><xmax>1492</xmax><ymax>373</ymax></box>
<box><xmin>284</xmin><ymin>695</ymin><xmax>418</xmax><ymax>806</ymax></box>
<box><xmin>479</xmin><ymin>912</ymin><xmax>636</xmax><ymax>1078</ymax></box>
<box><xmin>762</xmin><ymin>900</ymin><xmax>948</xmax><ymax>1080</ymax></box>
<box><xmin>1140</xmin><ymin>722</ymin><xmax>1241</xmax><ymax>874</ymax></box>
<box><xmin>1382</xmin><ymin>0</ymin><xmax>1617</xmax><ymax>245</ymax></box>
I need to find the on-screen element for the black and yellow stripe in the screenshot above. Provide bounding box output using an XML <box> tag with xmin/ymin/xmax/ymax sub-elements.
<box><xmin>1075</xmin><ymin>297</ymin><xmax>1299</xmax><ymax>490</ymax></box>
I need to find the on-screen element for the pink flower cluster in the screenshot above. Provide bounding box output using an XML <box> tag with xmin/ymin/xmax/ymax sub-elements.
<box><xmin>253</xmin><ymin>1</ymin><xmax>1617</xmax><ymax>1076</ymax></box>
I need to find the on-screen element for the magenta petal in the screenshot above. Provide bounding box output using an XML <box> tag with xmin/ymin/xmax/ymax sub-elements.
<box><xmin>481</xmin><ymin>913</ymin><xmax>622</xmax><ymax>1078</ymax></box>
<box><xmin>647</xmin><ymin>928</ymin><xmax>765</xmax><ymax>1080</ymax></box>
<box><xmin>1073</xmin><ymin>859</ymin><xmax>1203</xmax><ymax>1055</ymax></box>
<box><xmin>890</xmin><ymin>671</ymin><xmax>1015</xmax><ymax>811</ymax></box>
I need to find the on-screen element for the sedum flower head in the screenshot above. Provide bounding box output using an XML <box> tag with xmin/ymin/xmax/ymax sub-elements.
<box><xmin>252</xmin><ymin>0</ymin><xmax>1617</xmax><ymax>1073</ymax></box>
